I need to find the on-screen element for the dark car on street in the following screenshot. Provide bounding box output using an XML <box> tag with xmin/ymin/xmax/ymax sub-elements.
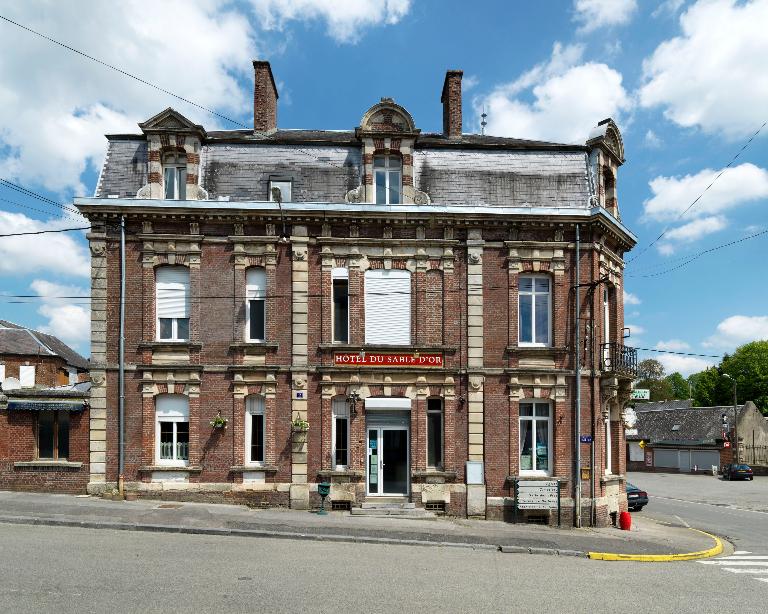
<box><xmin>626</xmin><ymin>483</ymin><xmax>648</xmax><ymax>511</ymax></box>
<box><xmin>722</xmin><ymin>463</ymin><xmax>754</xmax><ymax>480</ymax></box>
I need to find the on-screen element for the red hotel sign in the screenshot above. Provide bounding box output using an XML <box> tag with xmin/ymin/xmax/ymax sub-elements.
<box><xmin>334</xmin><ymin>352</ymin><xmax>443</xmax><ymax>367</ymax></box>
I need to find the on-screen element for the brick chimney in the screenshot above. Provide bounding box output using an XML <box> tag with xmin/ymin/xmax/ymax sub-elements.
<box><xmin>253</xmin><ymin>60</ymin><xmax>279</xmax><ymax>134</ymax></box>
<box><xmin>441</xmin><ymin>70</ymin><xmax>463</xmax><ymax>138</ymax></box>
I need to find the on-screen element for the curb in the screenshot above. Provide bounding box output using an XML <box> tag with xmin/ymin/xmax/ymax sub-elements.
<box><xmin>587</xmin><ymin>528</ymin><xmax>723</xmax><ymax>562</ymax></box>
<box><xmin>500</xmin><ymin>545</ymin><xmax>586</xmax><ymax>558</ymax></box>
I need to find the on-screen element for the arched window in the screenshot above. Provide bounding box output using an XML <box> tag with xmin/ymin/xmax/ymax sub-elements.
<box><xmin>163</xmin><ymin>151</ymin><xmax>187</xmax><ymax>200</ymax></box>
<box><xmin>246</xmin><ymin>268</ymin><xmax>267</xmax><ymax>342</ymax></box>
<box><xmin>156</xmin><ymin>394</ymin><xmax>189</xmax><ymax>466</ymax></box>
<box><xmin>156</xmin><ymin>266</ymin><xmax>190</xmax><ymax>341</ymax></box>
<box><xmin>245</xmin><ymin>395</ymin><xmax>266</xmax><ymax>465</ymax></box>
<box><xmin>374</xmin><ymin>155</ymin><xmax>401</xmax><ymax>204</ymax></box>
<box><xmin>603</xmin><ymin>168</ymin><xmax>616</xmax><ymax>212</ymax></box>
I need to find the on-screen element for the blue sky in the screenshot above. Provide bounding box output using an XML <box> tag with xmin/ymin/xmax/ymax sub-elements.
<box><xmin>0</xmin><ymin>0</ymin><xmax>766</xmax><ymax>375</ymax></box>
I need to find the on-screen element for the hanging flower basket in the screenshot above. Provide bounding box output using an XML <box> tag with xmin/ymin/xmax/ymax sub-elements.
<box><xmin>210</xmin><ymin>412</ymin><xmax>229</xmax><ymax>429</ymax></box>
<box><xmin>291</xmin><ymin>418</ymin><xmax>309</xmax><ymax>433</ymax></box>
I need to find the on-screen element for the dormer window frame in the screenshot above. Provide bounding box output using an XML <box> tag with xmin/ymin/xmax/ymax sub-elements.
<box><xmin>269</xmin><ymin>177</ymin><xmax>293</xmax><ymax>203</ymax></box>
<box><xmin>163</xmin><ymin>151</ymin><xmax>187</xmax><ymax>200</ymax></box>
<box><xmin>374</xmin><ymin>154</ymin><xmax>402</xmax><ymax>205</ymax></box>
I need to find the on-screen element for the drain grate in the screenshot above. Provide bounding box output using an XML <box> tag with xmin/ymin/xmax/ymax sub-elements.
<box><xmin>331</xmin><ymin>500</ymin><xmax>351</xmax><ymax>511</ymax></box>
<box><xmin>155</xmin><ymin>503</ymin><xmax>183</xmax><ymax>509</ymax></box>
<box><xmin>425</xmin><ymin>501</ymin><xmax>446</xmax><ymax>513</ymax></box>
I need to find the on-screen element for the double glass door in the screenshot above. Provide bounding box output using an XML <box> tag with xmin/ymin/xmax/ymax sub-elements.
<box><xmin>367</xmin><ymin>427</ymin><xmax>409</xmax><ymax>496</ymax></box>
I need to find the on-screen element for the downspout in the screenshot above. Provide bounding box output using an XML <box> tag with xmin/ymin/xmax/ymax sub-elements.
<box><xmin>118</xmin><ymin>215</ymin><xmax>126</xmax><ymax>498</ymax></box>
<box><xmin>574</xmin><ymin>223</ymin><xmax>582</xmax><ymax>528</ymax></box>
<box><xmin>589</xmin><ymin>231</ymin><xmax>597</xmax><ymax>527</ymax></box>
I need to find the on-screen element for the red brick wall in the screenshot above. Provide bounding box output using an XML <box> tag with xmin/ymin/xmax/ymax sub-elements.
<box><xmin>0</xmin><ymin>355</ymin><xmax>69</xmax><ymax>388</ymax></box>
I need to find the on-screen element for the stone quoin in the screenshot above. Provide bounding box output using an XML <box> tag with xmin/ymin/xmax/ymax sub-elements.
<box><xmin>68</xmin><ymin>60</ymin><xmax>637</xmax><ymax>526</ymax></box>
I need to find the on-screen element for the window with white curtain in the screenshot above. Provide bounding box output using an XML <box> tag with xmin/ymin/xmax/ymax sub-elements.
<box><xmin>156</xmin><ymin>394</ymin><xmax>189</xmax><ymax>466</ymax></box>
<box><xmin>163</xmin><ymin>152</ymin><xmax>187</xmax><ymax>200</ymax></box>
<box><xmin>364</xmin><ymin>269</ymin><xmax>410</xmax><ymax>345</ymax></box>
<box><xmin>374</xmin><ymin>155</ymin><xmax>401</xmax><ymax>205</ymax></box>
<box><xmin>246</xmin><ymin>268</ymin><xmax>267</xmax><ymax>342</ymax></box>
<box><xmin>19</xmin><ymin>365</ymin><xmax>35</xmax><ymax>388</ymax></box>
<box><xmin>156</xmin><ymin>266</ymin><xmax>190</xmax><ymax>341</ymax></box>
<box><xmin>519</xmin><ymin>401</ymin><xmax>552</xmax><ymax>475</ymax></box>
<box><xmin>518</xmin><ymin>275</ymin><xmax>551</xmax><ymax>346</ymax></box>
<box><xmin>245</xmin><ymin>395</ymin><xmax>265</xmax><ymax>465</ymax></box>
<box><xmin>332</xmin><ymin>397</ymin><xmax>349</xmax><ymax>469</ymax></box>
<box><xmin>332</xmin><ymin>268</ymin><xmax>349</xmax><ymax>344</ymax></box>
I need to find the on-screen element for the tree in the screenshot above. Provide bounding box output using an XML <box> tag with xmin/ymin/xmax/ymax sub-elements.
<box><xmin>665</xmin><ymin>372</ymin><xmax>690</xmax><ymax>400</ymax></box>
<box><xmin>638</xmin><ymin>359</ymin><xmax>665</xmax><ymax>381</ymax></box>
<box><xmin>635</xmin><ymin>358</ymin><xmax>674</xmax><ymax>402</ymax></box>
<box><xmin>721</xmin><ymin>341</ymin><xmax>768</xmax><ymax>414</ymax></box>
<box><xmin>689</xmin><ymin>368</ymin><xmax>724</xmax><ymax>407</ymax></box>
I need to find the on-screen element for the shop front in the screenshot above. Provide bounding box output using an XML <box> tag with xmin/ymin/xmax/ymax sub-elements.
<box><xmin>365</xmin><ymin>398</ymin><xmax>411</xmax><ymax>497</ymax></box>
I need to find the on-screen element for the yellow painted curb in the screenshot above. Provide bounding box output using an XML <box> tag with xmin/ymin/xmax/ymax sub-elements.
<box><xmin>588</xmin><ymin>529</ymin><xmax>723</xmax><ymax>562</ymax></box>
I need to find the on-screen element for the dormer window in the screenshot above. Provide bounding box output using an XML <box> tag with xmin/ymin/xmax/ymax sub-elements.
<box><xmin>374</xmin><ymin>155</ymin><xmax>401</xmax><ymax>204</ymax></box>
<box><xmin>269</xmin><ymin>179</ymin><xmax>292</xmax><ymax>203</ymax></box>
<box><xmin>163</xmin><ymin>152</ymin><xmax>187</xmax><ymax>200</ymax></box>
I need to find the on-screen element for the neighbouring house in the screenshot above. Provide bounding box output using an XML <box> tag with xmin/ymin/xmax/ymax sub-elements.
<box><xmin>73</xmin><ymin>60</ymin><xmax>637</xmax><ymax>526</ymax></box>
<box><xmin>0</xmin><ymin>322</ymin><xmax>90</xmax><ymax>492</ymax></box>
<box><xmin>626</xmin><ymin>400</ymin><xmax>768</xmax><ymax>474</ymax></box>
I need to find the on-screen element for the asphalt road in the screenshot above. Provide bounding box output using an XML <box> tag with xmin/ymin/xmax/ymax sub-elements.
<box><xmin>0</xmin><ymin>522</ymin><xmax>766</xmax><ymax>613</ymax></box>
<box><xmin>628</xmin><ymin>472</ymin><xmax>768</xmax><ymax>551</ymax></box>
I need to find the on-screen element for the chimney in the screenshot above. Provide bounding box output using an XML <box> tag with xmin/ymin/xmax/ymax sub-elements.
<box><xmin>441</xmin><ymin>70</ymin><xmax>463</xmax><ymax>138</ymax></box>
<box><xmin>253</xmin><ymin>60</ymin><xmax>279</xmax><ymax>134</ymax></box>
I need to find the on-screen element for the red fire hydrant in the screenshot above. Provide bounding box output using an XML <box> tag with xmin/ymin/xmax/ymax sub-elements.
<box><xmin>619</xmin><ymin>511</ymin><xmax>632</xmax><ymax>531</ymax></box>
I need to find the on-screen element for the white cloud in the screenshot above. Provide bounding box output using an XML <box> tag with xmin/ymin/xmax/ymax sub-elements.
<box><xmin>657</xmin><ymin>354</ymin><xmax>714</xmax><ymax>377</ymax></box>
<box><xmin>652</xmin><ymin>0</ymin><xmax>686</xmax><ymax>18</ymax></box>
<box><xmin>463</xmin><ymin>75</ymin><xmax>480</xmax><ymax>92</ymax></box>
<box><xmin>643</xmin><ymin>129</ymin><xmax>662</xmax><ymax>148</ymax></box>
<box><xmin>643</xmin><ymin>163</ymin><xmax>768</xmax><ymax>223</ymax></box>
<box><xmin>0</xmin><ymin>0</ymin><xmax>257</xmax><ymax>195</ymax></box>
<box><xmin>0</xmin><ymin>210</ymin><xmax>90</xmax><ymax>277</ymax></box>
<box><xmin>573</xmin><ymin>0</ymin><xmax>638</xmax><ymax>33</ymax></box>
<box><xmin>624</xmin><ymin>290</ymin><xmax>641</xmax><ymax>305</ymax></box>
<box><xmin>477</xmin><ymin>43</ymin><xmax>631</xmax><ymax>144</ymax></box>
<box><xmin>626</xmin><ymin>323</ymin><xmax>645</xmax><ymax>336</ymax></box>
<box><xmin>250</xmin><ymin>0</ymin><xmax>411</xmax><ymax>44</ymax></box>
<box><xmin>639</xmin><ymin>0</ymin><xmax>768</xmax><ymax>139</ymax></box>
<box><xmin>704</xmin><ymin>315</ymin><xmax>768</xmax><ymax>351</ymax></box>
<box><xmin>657</xmin><ymin>215</ymin><xmax>727</xmax><ymax>254</ymax></box>
<box><xmin>655</xmin><ymin>339</ymin><xmax>691</xmax><ymax>352</ymax></box>
<box><xmin>30</xmin><ymin>279</ymin><xmax>90</xmax><ymax>352</ymax></box>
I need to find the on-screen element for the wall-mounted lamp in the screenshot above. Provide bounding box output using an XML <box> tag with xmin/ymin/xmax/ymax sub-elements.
<box><xmin>347</xmin><ymin>390</ymin><xmax>360</xmax><ymax>418</ymax></box>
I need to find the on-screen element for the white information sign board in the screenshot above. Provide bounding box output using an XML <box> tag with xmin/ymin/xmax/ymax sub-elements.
<box><xmin>516</xmin><ymin>480</ymin><xmax>559</xmax><ymax>510</ymax></box>
<box><xmin>631</xmin><ymin>389</ymin><xmax>650</xmax><ymax>400</ymax></box>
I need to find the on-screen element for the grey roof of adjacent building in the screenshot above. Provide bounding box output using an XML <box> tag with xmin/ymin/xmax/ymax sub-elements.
<box><xmin>634</xmin><ymin>399</ymin><xmax>693</xmax><ymax>412</ymax></box>
<box><xmin>95</xmin><ymin>130</ymin><xmax>592</xmax><ymax>208</ymax></box>
<box><xmin>0</xmin><ymin>320</ymin><xmax>89</xmax><ymax>370</ymax></box>
<box><xmin>630</xmin><ymin>403</ymin><xmax>747</xmax><ymax>445</ymax></box>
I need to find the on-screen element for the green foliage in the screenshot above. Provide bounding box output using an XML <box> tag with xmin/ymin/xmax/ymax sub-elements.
<box><xmin>638</xmin><ymin>358</ymin><xmax>665</xmax><ymax>381</ymax></box>
<box><xmin>665</xmin><ymin>372</ymin><xmax>690</xmax><ymax>400</ymax></box>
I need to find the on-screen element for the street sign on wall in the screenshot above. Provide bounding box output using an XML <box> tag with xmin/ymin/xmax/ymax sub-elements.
<box><xmin>515</xmin><ymin>480</ymin><xmax>559</xmax><ymax>509</ymax></box>
<box><xmin>631</xmin><ymin>389</ymin><xmax>650</xmax><ymax>400</ymax></box>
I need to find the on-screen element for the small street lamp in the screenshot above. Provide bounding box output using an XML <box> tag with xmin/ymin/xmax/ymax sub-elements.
<box><xmin>722</xmin><ymin>374</ymin><xmax>739</xmax><ymax>463</ymax></box>
<box><xmin>347</xmin><ymin>390</ymin><xmax>360</xmax><ymax>418</ymax></box>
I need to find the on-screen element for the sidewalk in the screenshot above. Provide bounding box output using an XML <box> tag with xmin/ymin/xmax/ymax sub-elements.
<box><xmin>0</xmin><ymin>490</ymin><xmax>722</xmax><ymax>558</ymax></box>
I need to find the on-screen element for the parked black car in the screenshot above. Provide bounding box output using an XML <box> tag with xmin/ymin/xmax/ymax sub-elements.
<box><xmin>722</xmin><ymin>463</ymin><xmax>754</xmax><ymax>480</ymax></box>
<box><xmin>626</xmin><ymin>483</ymin><xmax>648</xmax><ymax>511</ymax></box>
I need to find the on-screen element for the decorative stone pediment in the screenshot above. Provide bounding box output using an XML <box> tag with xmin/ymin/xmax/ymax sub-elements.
<box><xmin>358</xmin><ymin>99</ymin><xmax>418</xmax><ymax>136</ymax></box>
<box><xmin>587</xmin><ymin>118</ymin><xmax>624</xmax><ymax>165</ymax></box>
<box><xmin>139</xmin><ymin>107</ymin><xmax>206</xmax><ymax>138</ymax></box>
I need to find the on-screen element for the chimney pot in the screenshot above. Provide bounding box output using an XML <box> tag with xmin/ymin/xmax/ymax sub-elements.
<box><xmin>441</xmin><ymin>70</ymin><xmax>463</xmax><ymax>138</ymax></box>
<box><xmin>253</xmin><ymin>60</ymin><xmax>279</xmax><ymax>134</ymax></box>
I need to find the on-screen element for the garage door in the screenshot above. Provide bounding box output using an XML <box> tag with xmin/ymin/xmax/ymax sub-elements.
<box><xmin>691</xmin><ymin>450</ymin><xmax>720</xmax><ymax>469</ymax></box>
<box><xmin>653</xmin><ymin>449</ymin><xmax>679</xmax><ymax>469</ymax></box>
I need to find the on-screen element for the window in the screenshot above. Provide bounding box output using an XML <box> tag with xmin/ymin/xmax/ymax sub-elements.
<box><xmin>427</xmin><ymin>398</ymin><xmax>443</xmax><ymax>469</ymax></box>
<box><xmin>245</xmin><ymin>395</ymin><xmax>265</xmax><ymax>465</ymax></box>
<box><xmin>518</xmin><ymin>275</ymin><xmax>551</xmax><ymax>346</ymax></box>
<box><xmin>364</xmin><ymin>269</ymin><xmax>411</xmax><ymax>345</ymax></box>
<box><xmin>519</xmin><ymin>401</ymin><xmax>552</xmax><ymax>475</ymax></box>
<box><xmin>156</xmin><ymin>266</ymin><xmax>190</xmax><ymax>341</ymax></box>
<box><xmin>374</xmin><ymin>155</ymin><xmax>401</xmax><ymax>204</ymax></box>
<box><xmin>246</xmin><ymin>267</ymin><xmax>267</xmax><ymax>342</ymax></box>
<box><xmin>605</xmin><ymin>418</ymin><xmax>612</xmax><ymax>475</ymax></box>
<box><xmin>37</xmin><ymin>411</ymin><xmax>69</xmax><ymax>460</ymax></box>
<box><xmin>163</xmin><ymin>152</ymin><xmax>187</xmax><ymax>200</ymax></box>
<box><xmin>332</xmin><ymin>268</ymin><xmax>349</xmax><ymax>343</ymax></box>
<box><xmin>269</xmin><ymin>179</ymin><xmax>292</xmax><ymax>203</ymax></box>
<box><xmin>0</xmin><ymin>363</ymin><xmax>6</xmax><ymax>383</ymax></box>
<box><xmin>332</xmin><ymin>397</ymin><xmax>349</xmax><ymax>469</ymax></box>
<box><xmin>155</xmin><ymin>394</ymin><xmax>189</xmax><ymax>465</ymax></box>
<box><xmin>19</xmin><ymin>365</ymin><xmax>35</xmax><ymax>388</ymax></box>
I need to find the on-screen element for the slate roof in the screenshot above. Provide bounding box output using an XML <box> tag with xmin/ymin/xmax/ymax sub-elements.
<box><xmin>630</xmin><ymin>403</ymin><xmax>746</xmax><ymax>445</ymax></box>
<box><xmin>634</xmin><ymin>399</ymin><xmax>693</xmax><ymax>412</ymax></box>
<box><xmin>0</xmin><ymin>320</ymin><xmax>89</xmax><ymax>370</ymax></box>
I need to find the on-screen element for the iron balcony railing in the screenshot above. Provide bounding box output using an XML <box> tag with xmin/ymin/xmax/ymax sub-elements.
<box><xmin>601</xmin><ymin>342</ymin><xmax>638</xmax><ymax>378</ymax></box>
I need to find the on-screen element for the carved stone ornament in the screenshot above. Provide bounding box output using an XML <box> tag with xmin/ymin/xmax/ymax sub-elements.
<box><xmin>345</xmin><ymin>185</ymin><xmax>364</xmax><ymax>203</ymax></box>
<box><xmin>293</xmin><ymin>377</ymin><xmax>306</xmax><ymax>389</ymax></box>
<box><xmin>468</xmin><ymin>252</ymin><xmax>481</xmax><ymax>265</ymax></box>
<box><xmin>413</xmin><ymin>189</ymin><xmax>430</xmax><ymax>205</ymax></box>
<box><xmin>292</xmin><ymin>247</ymin><xmax>307</xmax><ymax>261</ymax></box>
<box><xmin>89</xmin><ymin>242</ymin><xmax>106</xmax><ymax>257</ymax></box>
<box><xmin>136</xmin><ymin>184</ymin><xmax>151</xmax><ymax>199</ymax></box>
<box><xmin>470</xmin><ymin>378</ymin><xmax>482</xmax><ymax>391</ymax></box>
<box><xmin>91</xmin><ymin>373</ymin><xmax>106</xmax><ymax>387</ymax></box>
<box><xmin>554</xmin><ymin>229</ymin><xmax>564</xmax><ymax>242</ymax></box>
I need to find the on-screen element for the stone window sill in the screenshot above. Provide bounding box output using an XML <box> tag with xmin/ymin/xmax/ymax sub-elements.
<box><xmin>138</xmin><ymin>465</ymin><xmax>202</xmax><ymax>473</ymax></box>
<box><xmin>138</xmin><ymin>342</ymin><xmax>202</xmax><ymax>351</ymax></box>
<box><xmin>14</xmin><ymin>461</ymin><xmax>83</xmax><ymax>470</ymax></box>
<box><xmin>319</xmin><ymin>343</ymin><xmax>457</xmax><ymax>355</ymax></box>
<box><xmin>412</xmin><ymin>470</ymin><xmax>457</xmax><ymax>480</ymax></box>
<box><xmin>600</xmin><ymin>474</ymin><xmax>626</xmax><ymax>484</ymax></box>
<box><xmin>505</xmin><ymin>346</ymin><xmax>568</xmax><ymax>355</ymax></box>
<box><xmin>229</xmin><ymin>465</ymin><xmax>278</xmax><ymax>474</ymax></box>
<box><xmin>507</xmin><ymin>475</ymin><xmax>568</xmax><ymax>483</ymax></box>
<box><xmin>316</xmin><ymin>469</ymin><xmax>364</xmax><ymax>479</ymax></box>
<box><xmin>229</xmin><ymin>342</ymin><xmax>279</xmax><ymax>355</ymax></box>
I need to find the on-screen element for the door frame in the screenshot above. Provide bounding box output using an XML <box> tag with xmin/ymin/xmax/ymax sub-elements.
<box><xmin>366</xmin><ymin>425</ymin><xmax>410</xmax><ymax>497</ymax></box>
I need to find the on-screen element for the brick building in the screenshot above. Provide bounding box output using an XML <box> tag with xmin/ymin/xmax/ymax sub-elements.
<box><xmin>0</xmin><ymin>321</ymin><xmax>90</xmax><ymax>492</ymax></box>
<box><xmin>74</xmin><ymin>61</ymin><xmax>637</xmax><ymax>526</ymax></box>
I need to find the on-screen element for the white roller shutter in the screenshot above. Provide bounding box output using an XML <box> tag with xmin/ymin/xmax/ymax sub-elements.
<box><xmin>156</xmin><ymin>266</ymin><xmax>190</xmax><ymax>319</ymax></box>
<box><xmin>365</xmin><ymin>269</ymin><xmax>410</xmax><ymax>345</ymax></box>
<box><xmin>156</xmin><ymin>394</ymin><xmax>189</xmax><ymax>419</ymax></box>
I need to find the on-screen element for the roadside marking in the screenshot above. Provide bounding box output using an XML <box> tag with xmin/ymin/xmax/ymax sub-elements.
<box><xmin>720</xmin><ymin>555</ymin><xmax>768</xmax><ymax>560</ymax></box>
<box><xmin>698</xmin><ymin>551</ymin><xmax>768</xmax><ymax>586</ymax></box>
<box><xmin>650</xmin><ymin>495</ymin><xmax>768</xmax><ymax>515</ymax></box>
<box><xmin>722</xmin><ymin>569</ymin><xmax>768</xmax><ymax>574</ymax></box>
<box><xmin>675</xmin><ymin>515</ymin><xmax>691</xmax><ymax>528</ymax></box>
<box><xmin>733</xmin><ymin>550</ymin><xmax>752</xmax><ymax>554</ymax></box>
<box><xmin>588</xmin><ymin>528</ymin><xmax>722</xmax><ymax>562</ymax></box>
<box><xmin>757</xmin><ymin>579</ymin><xmax>768</xmax><ymax>583</ymax></box>
<box><xmin>699</xmin><ymin>561</ymin><xmax>768</xmax><ymax>566</ymax></box>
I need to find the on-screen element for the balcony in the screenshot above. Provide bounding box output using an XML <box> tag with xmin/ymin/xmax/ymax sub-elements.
<box><xmin>601</xmin><ymin>342</ymin><xmax>638</xmax><ymax>378</ymax></box>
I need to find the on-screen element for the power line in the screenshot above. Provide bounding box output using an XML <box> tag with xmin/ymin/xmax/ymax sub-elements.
<box><xmin>0</xmin><ymin>226</ymin><xmax>90</xmax><ymax>238</ymax></box>
<box><xmin>626</xmin><ymin>120</ymin><xmax>767</xmax><ymax>266</ymax></box>
<box><xmin>634</xmin><ymin>346</ymin><xmax>721</xmax><ymax>359</ymax></box>
<box><xmin>0</xmin><ymin>196</ymin><xmax>82</xmax><ymax>222</ymax></box>
<box><xmin>0</xmin><ymin>179</ymin><xmax>83</xmax><ymax>218</ymax></box>
<box><xmin>625</xmin><ymin>228</ymin><xmax>768</xmax><ymax>278</ymax></box>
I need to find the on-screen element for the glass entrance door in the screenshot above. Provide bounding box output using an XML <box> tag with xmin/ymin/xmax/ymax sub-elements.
<box><xmin>367</xmin><ymin>427</ymin><xmax>409</xmax><ymax>496</ymax></box>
